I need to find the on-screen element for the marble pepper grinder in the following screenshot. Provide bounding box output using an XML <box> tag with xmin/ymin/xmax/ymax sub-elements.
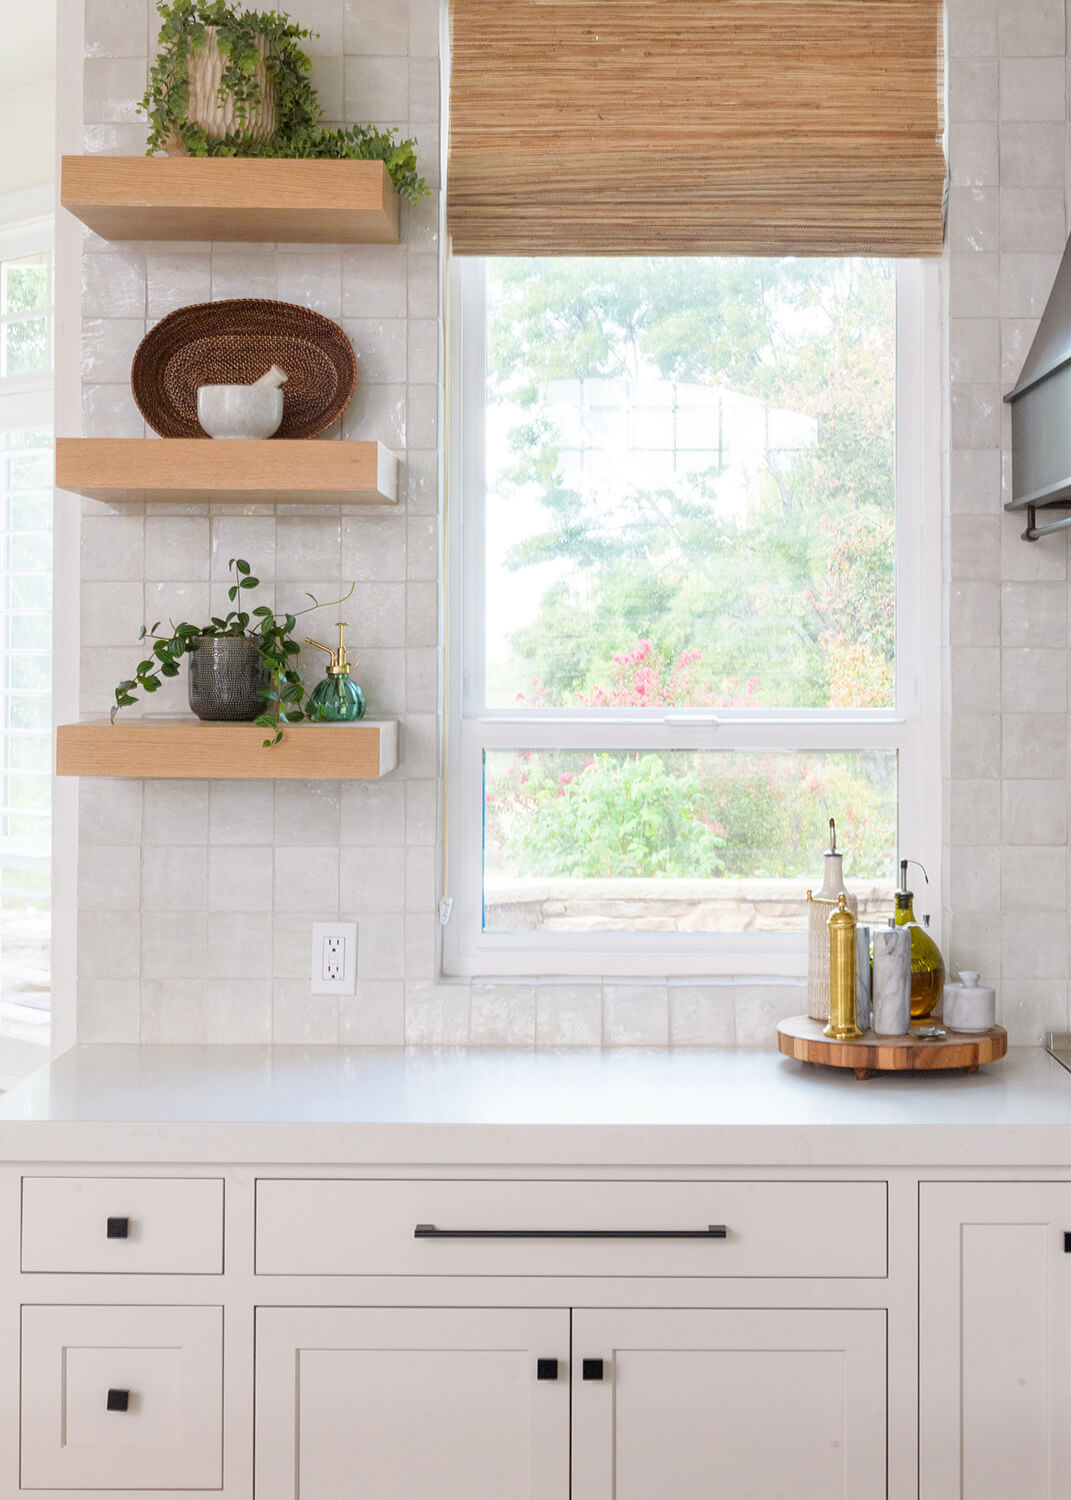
<box><xmin>872</xmin><ymin>923</ymin><xmax>911</xmax><ymax>1035</ymax></box>
<box><xmin>855</xmin><ymin>924</ymin><xmax>872</xmax><ymax>1031</ymax></box>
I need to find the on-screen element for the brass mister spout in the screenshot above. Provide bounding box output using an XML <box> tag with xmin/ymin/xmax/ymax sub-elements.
<box><xmin>304</xmin><ymin>623</ymin><xmax>355</xmax><ymax>676</ymax></box>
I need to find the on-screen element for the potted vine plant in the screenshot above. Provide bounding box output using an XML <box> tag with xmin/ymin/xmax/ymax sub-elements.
<box><xmin>139</xmin><ymin>0</ymin><xmax>429</xmax><ymax>202</ymax></box>
<box><xmin>110</xmin><ymin>559</ymin><xmax>355</xmax><ymax>746</ymax></box>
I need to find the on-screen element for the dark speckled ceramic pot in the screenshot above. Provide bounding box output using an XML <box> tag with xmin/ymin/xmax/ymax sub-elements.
<box><xmin>187</xmin><ymin>635</ymin><xmax>270</xmax><ymax>721</ymax></box>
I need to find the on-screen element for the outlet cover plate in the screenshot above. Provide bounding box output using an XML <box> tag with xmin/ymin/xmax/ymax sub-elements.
<box><xmin>310</xmin><ymin>921</ymin><xmax>358</xmax><ymax>995</ymax></box>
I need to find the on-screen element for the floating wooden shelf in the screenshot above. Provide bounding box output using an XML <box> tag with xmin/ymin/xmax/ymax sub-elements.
<box><xmin>61</xmin><ymin>155</ymin><xmax>401</xmax><ymax>244</ymax></box>
<box><xmin>56</xmin><ymin>719</ymin><xmax>398</xmax><ymax>780</ymax></box>
<box><xmin>777</xmin><ymin>1014</ymin><xmax>1008</xmax><ymax>1080</ymax></box>
<box><xmin>56</xmin><ymin>439</ymin><xmax>398</xmax><ymax>505</ymax></box>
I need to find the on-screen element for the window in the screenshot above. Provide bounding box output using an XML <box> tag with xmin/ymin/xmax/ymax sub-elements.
<box><xmin>1</xmin><ymin>252</ymin><xmax>52</xmax><ymax>381</ymax></box>
<box><xmin>447</xmin><ymin>256</ymin><xmax>939</xmax><ymax>978</ymax></box>
<box><xmin>0</xmin><ymin>227</ymin><xmax>53</xmax><ymax>1050</ymax></box>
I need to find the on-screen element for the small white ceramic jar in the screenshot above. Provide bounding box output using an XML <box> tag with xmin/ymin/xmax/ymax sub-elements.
<box><xmin>197</xmin><ymin>384</ymin><xmax>284</xmax><ymax>439</ymax></box>
<box><xmin>943</xmin><ymin>971</ymin><xmax>996</xmax><ymax>1033</ymax></box>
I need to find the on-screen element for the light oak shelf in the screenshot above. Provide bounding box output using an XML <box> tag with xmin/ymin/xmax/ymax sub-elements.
<box><xmin>61</xmin><ymin>155</ymin><xmax>400</xmax><ymax>244</ymax></box>
<box><xmin>56</xmin><ymin>439</ymin><xmax>398</xmax><ymax>505</ymax></box>
<box><xmin>56</xmin><ymin>719</ymin><xmax>398</xmax><ymax>780</ymax></box>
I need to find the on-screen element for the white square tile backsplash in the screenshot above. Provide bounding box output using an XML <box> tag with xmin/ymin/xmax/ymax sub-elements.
<box><xmin>943</xmin><ymin>0</ymin><xmax>1071</xmax><ymax>1046</ymax></box>
<box><xmin>72</xmin><ymin>0</ymin><xmax>1071</xmax><ymax>1048</ymax></box>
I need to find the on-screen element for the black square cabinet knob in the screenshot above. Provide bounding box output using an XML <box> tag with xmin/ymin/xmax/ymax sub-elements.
<box><xmin>106</xmin><ymin>1217</ymin><xmax>130</xmax><ymax>1240</ymax></box>
<box><xmin>537</xmin><ymin>1358</ymin><xmax>558</xmax><ymax>1381</ymax></box>
<box><xmin>106</xmin><ymin>1389</ymin><xmax>130</xmax><ymax>1412</ymax></box>
<box><xmin>582</xmin><ymin>1358</ymin><xmax>605</xmax><ymax>1381</ymax></box>
<box><xmin>1064</xmin><ymin>1231</ymin><xmax>1071</xmax><ymax>1253</ymax></box>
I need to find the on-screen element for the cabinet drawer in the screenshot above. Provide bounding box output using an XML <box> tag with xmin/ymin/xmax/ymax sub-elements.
<box><xmin>20</xmin><ymin>1304</ymin><xmax>223</xmax><ymax>1490</ymax></box>
<box><xmin>21</xmin><ymin>1176</ymin><xmax>224</xmax><ymax>1274</ymax></box>
<box><xmin>256</xmin><ymin>1179</ymin><xmax>887</xmax><ymax>1278</ymax></box>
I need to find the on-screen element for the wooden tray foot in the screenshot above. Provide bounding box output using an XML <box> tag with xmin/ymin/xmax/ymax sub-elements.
<box><xmin>854</xmin><ymin>1067</ymin><xmax>873</xmax><ymax>1080</ymax></box>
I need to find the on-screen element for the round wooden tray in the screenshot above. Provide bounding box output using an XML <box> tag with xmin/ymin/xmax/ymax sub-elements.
<box><xmin>777</xmin><ymin>1014</ymin><xmax>1007</xmax><ymax>1080</ymax></box>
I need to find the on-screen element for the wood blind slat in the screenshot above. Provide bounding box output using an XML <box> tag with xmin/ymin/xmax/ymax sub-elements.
<box><xmin>448</xmin><ymin>0</ymin><xmax>946</xmax><ymax>257</ymax></box>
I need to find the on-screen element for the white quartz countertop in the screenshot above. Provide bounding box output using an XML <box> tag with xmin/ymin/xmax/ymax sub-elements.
<box><xmin>2</xmin><ymin>1044</ymin><xmax>1071</xmax><ymax>1166</ymax></box>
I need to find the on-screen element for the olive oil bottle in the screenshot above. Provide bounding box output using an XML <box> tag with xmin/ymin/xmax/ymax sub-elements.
<box><xmin>893</xmin><ymin>859</ymin><xmax>944</xmax><ymax>1022</ymax></box>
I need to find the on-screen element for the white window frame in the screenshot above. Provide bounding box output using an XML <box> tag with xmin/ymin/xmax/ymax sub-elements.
<box><xmin>0</xmin><ymin>185</ymin><xmax>55</xmax><ymax>1079</ymax></box>
<box><xmin>445</xmin><ymin>255</ymin><xmax>942</xmax><ymax>979</ymax></box>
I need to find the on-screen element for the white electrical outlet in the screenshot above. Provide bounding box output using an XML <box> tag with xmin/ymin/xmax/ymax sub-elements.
<box><xmin>310</xmin><ymin>922</ymin><xmax>358</xmax><ymax>995</ymax></box>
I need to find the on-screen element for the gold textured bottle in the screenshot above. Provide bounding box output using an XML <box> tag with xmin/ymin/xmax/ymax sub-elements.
<box><xmin>806</xmin><ymin>818</ymin><xmax>858</xmax><ymax>1023</ymax></box>
<box><xmin>824</xmin><ymin>894</ymin><xmax>863</xmax><ymax>1040</ymax></box>
<box><xmin>894</xmin><ymin>859</ymin><xmax>945</xmax><ymax>1021</ymax></box>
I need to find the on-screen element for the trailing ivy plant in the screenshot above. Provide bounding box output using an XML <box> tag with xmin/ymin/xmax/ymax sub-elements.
<box><xmin>110</xmin><ymin>559</ymin><xmax>355</xmax><ymax>747</ymax></box>
<box><xmin>139</xmin><ymin>0</ymin><xmax>429</xmax><ymax>202</ymax></box>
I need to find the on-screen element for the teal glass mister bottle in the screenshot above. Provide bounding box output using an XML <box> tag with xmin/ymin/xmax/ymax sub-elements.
<box><xmin>305</xmin><ymin>622</ymin><xmax>366</xmax><ymax>722</ymax></box>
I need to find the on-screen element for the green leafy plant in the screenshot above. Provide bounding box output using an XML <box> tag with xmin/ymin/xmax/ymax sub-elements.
<box><xmin>110</xmin><ymin>559</ymin><xmax>355</xmax><ymax>746</ymax></box>
<box><xmin>139</xmin><ymin>0</ymin><xmax>429</xmax><ymax>202</ymax></box>
<box><xmin>485</xmin><ymin>746</ymin><xmax>897</xmax><ymax>882</ymax></box>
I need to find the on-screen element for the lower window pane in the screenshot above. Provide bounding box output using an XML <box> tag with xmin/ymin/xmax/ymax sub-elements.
<box><xmin>483</xmin><ymin>749</ymin><xmax>897</xmax><ymax>934</ymax></box>
<box><xmin>2</xmin><ymin>318</ymin><xmax>49</xmax><ymax>377</ymax></box>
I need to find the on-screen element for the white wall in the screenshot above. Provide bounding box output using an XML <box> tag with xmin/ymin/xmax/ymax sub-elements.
<box><xmin>0</xmin><ymin>81</ymin><xmax>56</xmax><ymax>198</ymax></box>
<box><xmin>942</xmin><ymin>0</ymin><xmax>1071</xmax><ymax>1045</ymax></box>
<box><xmin>68</xmin><ymin>0</ymin><xmax>449</xmax><ymax>1045</ymax></box>
<box><xmin>0</xmin><ymin>0</ymin><xmax>56</xmax><ymax>198</ymax></box>
<box><xmin>61</xmin><ymin>0</ymin><xmax>1071</xmax><ymax>1048</ymax></box>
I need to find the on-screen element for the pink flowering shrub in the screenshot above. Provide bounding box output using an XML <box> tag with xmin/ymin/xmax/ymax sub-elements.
<box><xmin>517</xmin><ymin>640</ymin><xmax>760</xmax><ymax>711</ymax></box>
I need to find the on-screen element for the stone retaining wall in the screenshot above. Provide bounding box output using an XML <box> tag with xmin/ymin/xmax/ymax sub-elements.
<box><xmin>484</xmin><ymin>878</ymin><xmax>896</xmax><ymax>934</ymax></box>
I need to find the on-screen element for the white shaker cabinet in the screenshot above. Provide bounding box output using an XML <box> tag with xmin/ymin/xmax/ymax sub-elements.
<box><xmin>254</xmin><ymin>1306</ymin><xmax>571</xmax><ymax>1500</ymax></box>
<box><xmin>571</xmin><ymin>1307</ymin><xmax>887</xmax><ymax>1500</ymax></box>
<box><xmin>255</xmin><ymin>1304</ymin><xmax>886</xmax><ymax>1500</ymax></box>
<box><xmin>919</xmin><ymin>1184</ymin><xmax>1071</xmax><ymax>1500</ymax></box>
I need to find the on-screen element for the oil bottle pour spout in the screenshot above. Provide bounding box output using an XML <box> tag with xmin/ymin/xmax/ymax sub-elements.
<box><xmin>897</xmin><ymin>858</ymin><xmax>930</xmax><ymax>900</ymax></box>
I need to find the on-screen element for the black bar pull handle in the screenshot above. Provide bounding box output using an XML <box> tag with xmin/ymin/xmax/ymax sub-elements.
<box><xmin>1064</xmin><ymin>1231</ymin><xmax>1071</xmax><ymax>1253</ymax></box>
<box><xmin>107</xmin><ymin>1389</ymin><xmax>130</xmax><ymax>1412</ymax></box>
<box><xmin>106</xmin><ymin>1217</ymin><xmax>130</xmax><ymax>1240</ymax></box>
<box><xmin>414</xmin><ymin>1224</ymin><xmax>727</xmax><ymax>1240</ymax></box>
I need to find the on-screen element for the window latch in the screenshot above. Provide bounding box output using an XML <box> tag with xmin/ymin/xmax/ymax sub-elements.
<box><xmin>660</xmin><ymin>713</ymin><xmax>721</xmax><ymax>729</ymax></box>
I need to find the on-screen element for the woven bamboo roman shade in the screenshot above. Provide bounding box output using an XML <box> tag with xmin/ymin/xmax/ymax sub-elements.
<box><xmin>448</xmin><ymin>0</ymin><xmax>946</xmax><ymax>256</ymax></box>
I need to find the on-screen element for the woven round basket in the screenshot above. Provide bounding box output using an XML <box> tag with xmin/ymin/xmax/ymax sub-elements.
<box><xmin>131</xmin><ymin>299</ymin><xmax>357</xmax><ymax>440</ymax></box>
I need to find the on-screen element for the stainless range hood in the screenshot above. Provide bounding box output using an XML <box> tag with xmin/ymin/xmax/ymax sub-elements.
<box><xmin>1004</xmin><ymin>239</ymin><xmax>1071</xmax><ymax>539</ymax></box>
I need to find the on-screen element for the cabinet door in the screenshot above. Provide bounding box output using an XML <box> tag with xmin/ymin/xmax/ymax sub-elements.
<box><xmin>21</xmin><ymin>1304</ymin><xmax>223</xmax><ymax>1490</ymax></box>
<box><xmin>255</xmin><ymin>1307</ymin><xmax>569</xmax><ymax>1500</ymax></box>
<box><xmin>920</xmin><ymin>1183</ymin><xmax>1071</xmax><ymax>1500</ymax></box>
<box><xmin>572</xmin><ymin>1308</ymin><xmax>886</xmax><ymax>1500</ymax></box>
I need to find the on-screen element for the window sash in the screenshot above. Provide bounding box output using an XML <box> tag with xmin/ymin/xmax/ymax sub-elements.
<box><xmin>0</xmin><ymin>244</ymin><xmax>54</xmax><ymax>390</ymax></box>
<box><xmin>445</xmin><ymin>257</ymin><xmax>941</xmax><ymax>978</ymax></box>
